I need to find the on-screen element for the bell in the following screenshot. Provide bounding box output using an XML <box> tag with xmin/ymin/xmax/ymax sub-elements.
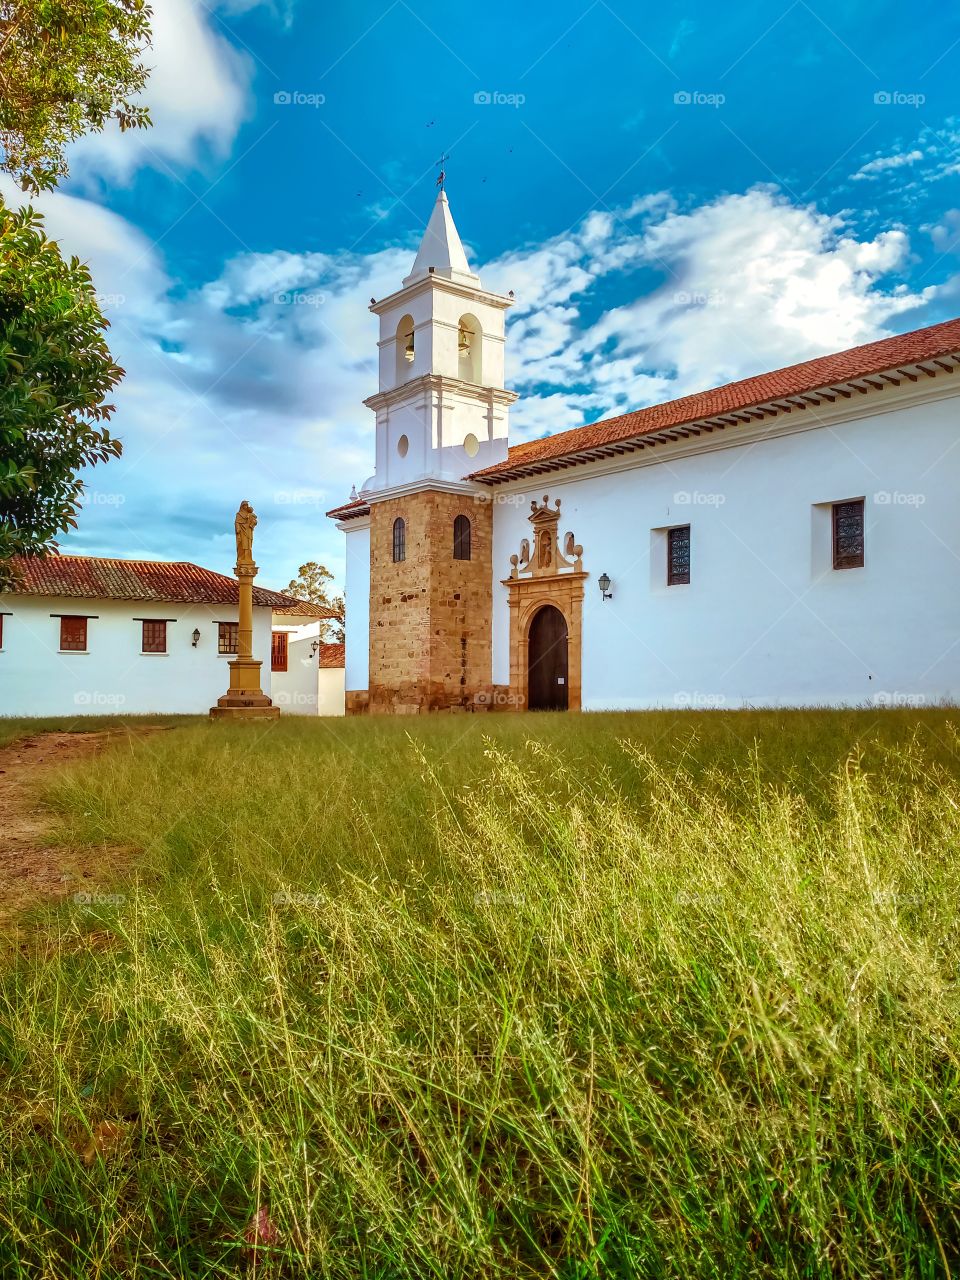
<box><xmin>404</xmin><ymin>333</ymin><xmax>414</xmax><ymax>362</ymax></box>
<box><xmin>458</xmin><ymin>325</ymin><xmax>471</xmax><ymax>354</ymax></box>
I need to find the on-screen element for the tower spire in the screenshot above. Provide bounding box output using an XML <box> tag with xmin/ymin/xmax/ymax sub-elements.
<box><xmin>402</xmin><ymin>187</ymin><xmax>480</xmax><ymax>287</ymax></box>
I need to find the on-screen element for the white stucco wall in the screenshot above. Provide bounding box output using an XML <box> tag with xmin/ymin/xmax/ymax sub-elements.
<box><xmin>269</xmin><ymin>618</ymin><xmax>346</xmax><ymax>716</ymax></box>
<box><xmin>343</xmin><ymin>521</ymin><xmax>370</xmax><ymax>693</ymax></box>
<box><xmin>271</xmin><ymin>620</ymin><xmax>321</xmax><ymax>715</ymax></box>
<box><xmin>0</xmin><ymin>596</ymin><xmax>275</xmax><ymax>717</ymax></box>
<box><xmin>317</xmin><ymin>666</ymin><xmax>346</xmax><ymax>716</ymax></box>
<box><xmin>491</xmin><ymin>385</ymin><xmax>960</xmax><ymax>709</ymax></box>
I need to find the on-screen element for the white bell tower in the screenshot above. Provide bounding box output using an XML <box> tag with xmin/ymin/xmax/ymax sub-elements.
<box><xmin>364</xmin><ymin>189</ymin><xmax>517</xmax><ymax>493</ymax></box>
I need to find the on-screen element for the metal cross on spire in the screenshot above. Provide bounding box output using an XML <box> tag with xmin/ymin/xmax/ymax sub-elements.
<box><xmin>435</xmin><ymin>151</ymin><xmax>449</xmax><ymax>190</ymax></box>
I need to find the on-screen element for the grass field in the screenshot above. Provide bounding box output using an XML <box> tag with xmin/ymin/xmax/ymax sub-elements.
<box><xmin>2</xmin><ymin>709</ymin><xmax>960</xmax><ymax>1277</ymax></box>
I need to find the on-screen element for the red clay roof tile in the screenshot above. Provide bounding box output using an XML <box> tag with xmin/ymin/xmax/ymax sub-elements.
<box><xmin>325</xmin><ymin>497</ymin><xmax>370</xmax><ymax>520</ymax></box>
<box><xmin>470</xmin><ymin>315</ymin><xmax>960</xmax><ymax>481</ymax></box>
<box><xmin>5</xmin><ymin>554</ymin><xmax>304</xmax><ymax>610</ymax></box>
<box><xmin>272</xmin><ymin>601</ymin><xmax>341</xmax><ymax>619</ymax></box>
<box><xmin>318</xmin><ymin>642</ymin><xmax>345</xmax><ymax>668</ymax></box>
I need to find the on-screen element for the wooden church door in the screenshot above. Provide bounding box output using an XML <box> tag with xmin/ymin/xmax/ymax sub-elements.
<box><xmin>527</xmin><ymin>605</ymin><xmax>569</xmax><ymax>711</ymax></box>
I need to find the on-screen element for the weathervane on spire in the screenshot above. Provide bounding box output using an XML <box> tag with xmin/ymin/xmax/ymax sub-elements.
<box><xmin>436</xmin><ymin>151</ymin><xmax>449</xmax><ymax>190</ymax></box>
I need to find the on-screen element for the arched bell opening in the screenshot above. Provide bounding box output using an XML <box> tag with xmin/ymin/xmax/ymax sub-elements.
<box><xmin>457</xmin><ymin>312</ymin><xmax>481</xmax><ymax>384</ymax></box>
<box><xmin>396</xmin><ymin>314</ymin><xmax>415</xmax><ymax>382</ymax></box>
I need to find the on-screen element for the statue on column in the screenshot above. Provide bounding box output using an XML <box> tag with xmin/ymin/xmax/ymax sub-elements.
<box><xmin>210</xmin><ymin>499</ymin><xmax>280</xmax><ymax>721</ymax></box>
<box><xmin>235</xmin><ymin>500</ymin><xmax>257</xmax><ymax>564</ymax></box>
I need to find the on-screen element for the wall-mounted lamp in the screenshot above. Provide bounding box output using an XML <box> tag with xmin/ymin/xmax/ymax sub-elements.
<box><xmin>310</xmin><ymin>639</ymin><xmax>321</xmax><ymax>658</ymax></box>
<box><xmin>598</xmin><ymin>573</ymin><xmax>613</xmax><ymax>601</ymax></box>
<box><xmin>192</xmin><ymin>628</ymin><xmax>201</xmax><ymax>647</ymax></box>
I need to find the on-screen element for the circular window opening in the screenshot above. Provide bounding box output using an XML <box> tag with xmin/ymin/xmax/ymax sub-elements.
<box><xmin>397</xmin><ymin>434</ymin><xmax>409</xmax><ymax>458</ymax></box>
<box><xmin>463</xmin><ymin>433</ymin><xmax>480</xmax><ymax>458</ymax></box>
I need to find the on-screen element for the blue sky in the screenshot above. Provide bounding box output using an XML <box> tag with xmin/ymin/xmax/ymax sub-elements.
<box><xmin>10</xmin><ymin>0</ymin><xmax>960</xmax><ymax>590</ymax></box>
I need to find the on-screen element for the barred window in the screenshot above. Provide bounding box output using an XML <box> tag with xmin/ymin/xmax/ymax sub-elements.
<box><xmin>392</xmin><ymin>517</ymin><xmax>406</xmax><ymax>563</ymax></box>
<box><xmin>218</xmin><ymin>622</ymin><xmax>239</xmax><ymax>654</ymax></box>
<box><xmin>59</xmin><ymin>616</ymin><xmax>88</xmax><ymax>651</ymax></box>
<box><xmin>271</xmin><ymin>630</ymin><xmax>288</xmax><ymax>672</ymax></box>
<box><xmin>667</xmin><ymin>525</ymin><xmax>691</xmax><ymax>586</ymax></box>
<box><xmin>141</xmin><ymin>620</ymin><xmax>167</xmax><ymax>653</ymax></box>
<box><xmin>453</xmin><ymin>514</ymin><xmax>471</xmax><ymax>561</ymax></box>
<box><xmin>833</xmin><ymin>499</ymin><xmax>865</xmax><ymax>570</ymax></box>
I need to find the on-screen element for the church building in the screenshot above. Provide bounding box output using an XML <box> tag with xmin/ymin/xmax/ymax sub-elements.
<box><xmin>327</xmin><ymin>191</ymin><xmax>960</xmax><ymax>713</ymax></box>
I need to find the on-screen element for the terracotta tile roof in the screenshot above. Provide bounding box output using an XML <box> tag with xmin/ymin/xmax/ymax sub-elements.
<box><xmin>5</xmin><ymin>554</ymin><xmax>304</xmax><ymax>610</ymax></box>
<box><xmin>470</xmin><ymin>315</ymin><xmax>960</xmax><ymax>481</ymax></box>
<box><xmin>318</xmin><ymin>642</ymin><xmax>345</xmax><ymax>668</ymax></box>
<box><xmin>326</xmin><ymin>497</ymin><xmax>370</xmax><ymax>520</ymax></box>
<box><xmin>272</xmin><ymin>601</ymin><xmax>342</xmax><ymax>620</ymax></box>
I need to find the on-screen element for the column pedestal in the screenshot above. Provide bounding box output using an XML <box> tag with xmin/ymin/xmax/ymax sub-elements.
<box><xmin>209</xmin><ymin>658</ymin><xmax>280</xmax><ymax>719</ymax></box>
<box><xmin>210</xmin><ymin>558</ymin><xmax>280</xmax><ymax>721</ymax></box>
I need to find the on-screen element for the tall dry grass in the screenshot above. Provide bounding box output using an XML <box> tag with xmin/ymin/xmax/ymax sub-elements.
<box><xmin>1</xmin><ymin>711</ymin><xmax>959</xmax><ymax>1276</ymax></box>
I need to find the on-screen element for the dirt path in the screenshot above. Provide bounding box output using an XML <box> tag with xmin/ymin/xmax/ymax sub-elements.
<box><xmin>0</xmin><ymin>730</ymin><xmax>151</xmax><ymax>924</ymax></box>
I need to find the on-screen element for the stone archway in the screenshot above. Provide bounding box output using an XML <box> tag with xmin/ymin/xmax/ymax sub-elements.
<box><xmin>527</xmin><ymin>605</ymin><xmax>569</xmax><ymax>710</ymax></box>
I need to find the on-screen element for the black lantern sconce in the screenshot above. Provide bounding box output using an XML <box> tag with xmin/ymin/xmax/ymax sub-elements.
<box><xmin>310</xmin><ymin>639</ymin><xmax>321</xmax><ymax>658</ymax></box>
<box><xmin>191</xmin><ymin>628</ymin><xmax>201</xmax><ymax>647</ymax></box>
<box><xmin>598</xmin><ymin>573</ymin><xmax>613</xmax><ymax>601</ymax></box>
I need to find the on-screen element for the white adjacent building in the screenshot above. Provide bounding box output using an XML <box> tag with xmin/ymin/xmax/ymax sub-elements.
<box><xmin>329</xmin><ymin>189</ymin><xmax>960</xmax><ymax>713</ymax></box>
<box><xmin>270</xmin><ymin>604</ymin><xmax>345</xmax><ymax>716</ymax></box>
<box><xmin>0</xmin><ymin>555</ymin><xmax>338</xmax><ymax>717</ymax></box>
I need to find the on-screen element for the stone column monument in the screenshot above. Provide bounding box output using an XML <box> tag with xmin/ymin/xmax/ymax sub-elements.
<box><xmin>210</xmin><ymin>500</ymin><xmax>280</xmax><ymax>720</ymax></box>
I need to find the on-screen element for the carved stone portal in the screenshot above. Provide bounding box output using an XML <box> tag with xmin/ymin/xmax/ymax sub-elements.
<box><xmin>502</xmin><ymin>495</ymin><xmax>587</xmax><ymax>712</ymax></box>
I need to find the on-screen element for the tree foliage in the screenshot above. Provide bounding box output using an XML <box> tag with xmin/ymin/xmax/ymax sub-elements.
<box><xmin>285</xmin><ymin>561</ymin><xmax>345</xmax><ymax>643</ymax></box>
<box><xmin>0</xmin><ymin>198</ymin><xmax>123</xmax><ymax>569</ymax></box>
<box><xmin>0</xmin><ymin>0</ymin><xmax>152</xmax><ymax>192</ymax></box>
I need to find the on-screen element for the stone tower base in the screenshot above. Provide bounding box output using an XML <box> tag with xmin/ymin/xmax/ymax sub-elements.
<box><xmin>367</xmin><ymin>489</ymin><xmax>494</xmax><ymax>713</ymax></box>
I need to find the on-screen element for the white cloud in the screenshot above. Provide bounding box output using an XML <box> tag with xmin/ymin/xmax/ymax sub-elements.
<box><xmin>852</xmin><ymin>149</ymin><xmax>924</xmax><ymax>180</ymax></box>
<box><xmin>69</xmin><ymin>0</ymin><xmax>275</xmax><ymax>183</ymax></box>
<box><xmin>490</xmin><ymin>188</ymin><xmax>925</xmax><ymax>438</ymax></box>
<box><xmin>841</xmin><ymin>122</ymin><xmax>960</xmax><ymax>195</ymax></box>
<box><xmin>926</xmin><ymin>210</ymin><xmax>960</xmax><ymax>255</ymax></box>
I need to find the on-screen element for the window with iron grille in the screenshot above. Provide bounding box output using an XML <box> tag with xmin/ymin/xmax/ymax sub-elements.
<box><xmin>271</xmin><ymin>630</ymin><xmax>288</xmax><ymax>672</ymax></box>
<box><xmin>141</xmin><ymin>620</ymin><xmax>167</xmax><ymax>653</ymax></box>
<box><xmin>453</xmin><ymin>514</ymin><xmax>471</xmax><ymax>561</ymax></box>
<box><xmin>59</xmin><ymin>616</ymin><xmax>88</xmax><ymax>651</ymax></box>
<box><xmin>218</xmin><ymin>621</ymin><xmax>239</xmax><ymax>654</ymax></box>
<box><xmin>392</xmin><ymin>517</ymin><xmax>406</xmax><ymax>563</ymax></box>
<box><xmin>833</xmin><ymin>499</ymin><xmax>865</xmax><ymax>570</ymax></box>
<box><xmin>667</xmin><ymin>525</ymin><xmax>691</xmax><ymax>585</ymax></box>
